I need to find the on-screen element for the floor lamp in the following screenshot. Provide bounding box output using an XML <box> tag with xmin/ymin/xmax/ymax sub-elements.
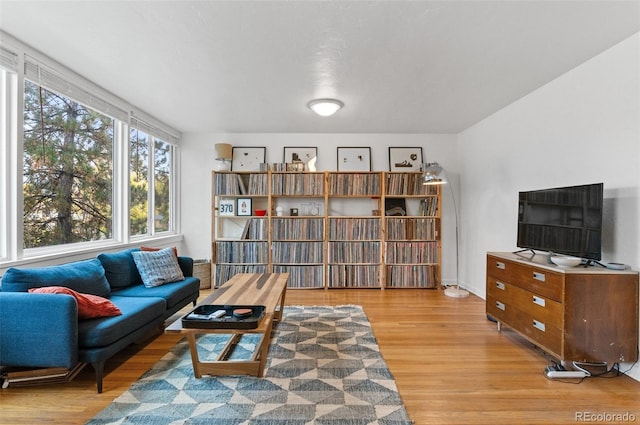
<box><xmin>422</xmin><ymin>162</ymin><xmax>469</xmax><ymax>298</ymax></box>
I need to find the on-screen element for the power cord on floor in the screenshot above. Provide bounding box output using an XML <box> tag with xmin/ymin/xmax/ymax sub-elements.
<box><xmin>551</xmin><ymin>360</ymin><xmax>638</xmax><ymax>381</ymax></box>
<box><xmin>571</xmin><ymin>361</ymin><xmax>593</xmax><ymax>377</ymax></box>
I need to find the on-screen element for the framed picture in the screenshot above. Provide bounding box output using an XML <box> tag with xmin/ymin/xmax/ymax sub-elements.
<box><xmin>337</xmin><ymin>147</ymin><xmax>371</xmax><ymax>171</ymax></box>
<box><xmin>283</xmin><ymin>146</ymin><xmax>317</xmax><ymax>171</ymax></box>
<box><xmin>389</xmin><ymin>147</ymin><xmax>423</xmax><ymax>171</ymax></box>
<box><xmin>237</xmin><ymin>198</ymin><xmax>252</xmax><ymax>216</ymax></box>
<box><xmin>219</xmin><ymin>198</ymin><xmax>235</xmax><ymax>216</ymax></box>
<box><xmin>231</xmin><ymin>147</ymin><xmax>266</xmax><ymax>171</ymax></box>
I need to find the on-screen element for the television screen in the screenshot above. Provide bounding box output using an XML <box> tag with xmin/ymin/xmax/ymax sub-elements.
<box><xmin>517</xmin><ymin>183</ymin><xmax>603</xmax><ymax>260</ymax></box>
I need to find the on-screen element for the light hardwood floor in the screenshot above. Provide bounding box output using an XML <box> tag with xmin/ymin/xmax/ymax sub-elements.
<box><xmin>1</xmin><ymin>288</ymin><xmax>639</xmax><ymax>425</ymax></box>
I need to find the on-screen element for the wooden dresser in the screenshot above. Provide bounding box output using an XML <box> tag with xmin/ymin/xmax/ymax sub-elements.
<box><xmin>486</xmin><ymin>252</ymin><xmax>638</xmax><ymax>364</ymax></box>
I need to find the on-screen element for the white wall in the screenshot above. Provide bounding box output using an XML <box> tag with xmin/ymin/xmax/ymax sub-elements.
<box><xmin>179</xmin><ymin>133</ymin><xmax>460</xmax><ymax>281</ymax></box>
<box><xmin>458</xmin><ymin>33</ymin><xmax>640</xmax><ymax>380</ymax></box>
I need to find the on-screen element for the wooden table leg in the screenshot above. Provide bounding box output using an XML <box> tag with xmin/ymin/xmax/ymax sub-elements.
<box><xmin>257</xmin><ymin>314</ymin><xmax>275</xmax><ymax>377</ymax></box>
<box><xmin>187</xmin><ymin>332</ymin><xmax>202</xmax><ymax>378</ymax></box>
<box><xmin>274</xmin><ymin>286</ymin><xmax>287</xmax><ymax>322</ymax></box>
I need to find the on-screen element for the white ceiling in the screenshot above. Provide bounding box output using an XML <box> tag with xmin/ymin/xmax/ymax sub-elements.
<box><xmin>1</xmin><ymin>1</ymin><xmax>639</xmax><ymax>135</ymax></box>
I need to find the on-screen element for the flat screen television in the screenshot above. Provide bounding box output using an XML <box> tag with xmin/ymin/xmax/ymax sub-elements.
<box><xmin>517</xmin><ymin>183</ymin><xmax>603</xmax><ymax>261</ymax></box>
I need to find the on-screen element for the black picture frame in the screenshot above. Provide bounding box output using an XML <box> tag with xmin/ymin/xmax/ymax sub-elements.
<box><xmin>388</xmin><ymin>147</ymin><xmax>423</xmax><ymax>171</ymax></box>
<box><xmin>337</xmin><ymin>147</ymin><xmax>371</xmax><ymax>171</ymax></box>
<box><xmin>231</xmin><ymin>147</ymin><xmax>266</xmax><ymax>171</ymax></box>
<box><xmin>237</xmin><ymin>198</ymin><xmax>252</xmax><ymax>216</ymax></box>
<box><xmin>283</xmin><ymin>146</ymin><xmax>318</xmax><ymax>171</ymax></box>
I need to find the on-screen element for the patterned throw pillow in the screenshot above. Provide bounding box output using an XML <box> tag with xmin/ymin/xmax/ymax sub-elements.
<box><xmin>131</xmin><ymin>247</ymin><xmax>185</xmax><ymax>288</ymax></box>
<box><xmin>29</xmin><ymin>286</ymin><xmax>122</xmax><ymax>319</ymax></box>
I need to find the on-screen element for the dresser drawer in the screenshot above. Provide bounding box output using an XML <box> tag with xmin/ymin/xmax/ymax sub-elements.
<box><xmin>487</xmin><ymin>277</ymin><xmax>562</xmax><ymax>327</ymax></box>
<box><xmin>509</xmin><ymin>308</ymin><xmax>562</xmax><ymax>356</ymax></box>
<box><xmin>486</xmin><ymin>292</ymin><xmax>562</xmax><ymax>356</ymax></box>
<box><xmin>487</xmin><ymin>255</ymin><xmax>563</xmax><ymax>302</ymax></box>
<box><xmin>486</xmin><ymin>297</ymin><xmax>562</xmax><ymax>356</ymax></box>
<box><xmin>486</xmin><ymin>293</ymin><xmax>511</xmax><ymax>323</ymax></box>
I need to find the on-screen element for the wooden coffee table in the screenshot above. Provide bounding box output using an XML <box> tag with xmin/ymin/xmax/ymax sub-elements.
<box><xmin>165</xmin><ymin>272</ymin><xmax>288</xmax><ymax>378</ymax></box>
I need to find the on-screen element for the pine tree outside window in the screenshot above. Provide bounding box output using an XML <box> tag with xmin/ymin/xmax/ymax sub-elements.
<box><xmin>23</xmin><ymin>81</ymin><xmax>113</xmax><ymax>248</ymax></box>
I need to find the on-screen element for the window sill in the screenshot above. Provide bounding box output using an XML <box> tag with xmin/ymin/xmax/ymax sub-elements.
<box><xmin>0</xmin><ymin>234</ymin><xmax>183</xmax><ymax>276</ymax></box>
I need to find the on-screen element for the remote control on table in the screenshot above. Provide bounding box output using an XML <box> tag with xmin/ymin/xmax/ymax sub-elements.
<box><xmin>210</xmin><ymin>309</ymin><xmax>226</xmax><ymax>318</ymax></box>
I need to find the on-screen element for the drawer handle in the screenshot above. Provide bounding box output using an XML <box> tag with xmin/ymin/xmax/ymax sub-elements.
<box><xmin>533</xmin><ymin>271</ymin><xmax>546</xmax><ymax>282</ymax></box>
<box><xmin>532</xmin><ymin>295</ymin><xmax>546</xmax><ymax>307</ymax></box>
<box><xmin>496</xmin><ymin>261</ymin><xmax>506</xmax><ymax>270</ymax></box>
<box><xmin>495</xmin><ymin>281</ymin><xmax>506</xmax><ymax>290</ymax></box>
<box><xmin>496</xmin><ymin>301</ymin><xmax>505</xmax><ymax>311</ymax></box>
<box><xmin>533</xmin><ymin>320</ymin><xmax>546</xmax><ymax>332</ymax></box>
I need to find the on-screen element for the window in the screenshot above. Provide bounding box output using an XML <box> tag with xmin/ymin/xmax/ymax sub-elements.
<box><xmin>0</xmin><ymin>34</ymin><xmax>181</xmax><ymax>264</ymax></box>
<box><xmin>129</xmin><ymin>127</ymin><xmax>149</xmax><ymax>236</ymax></box>
<box><xmin>129</xmin><ymin>124</ymin><xmax>174</xmax><ymax>237</ymax></box>
<box><xmin>23</xmin><ymin>81</ymin><xmax>114</xmax><ymax>248</ymax></box>
<box><xmin>154</xmin><ymin>139</ymin><xmax>171</xmax><ymax>232</ymax></box>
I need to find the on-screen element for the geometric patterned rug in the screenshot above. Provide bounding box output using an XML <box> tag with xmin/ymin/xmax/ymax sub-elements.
<box><xmin>87</xmin><ymin>305</ymin><xmax>413</xmax><ymax>425</ymax></box>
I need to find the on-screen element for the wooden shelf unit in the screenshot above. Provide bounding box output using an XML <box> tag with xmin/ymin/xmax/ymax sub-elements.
<box><xmin>212</xmin><ymin>170</ymin><xmax>441</xmax><ymax>289</ymax></box>
<box><xmin>486</xmin><ymin>251</ymin><xmax>639</xmax><ymax>365</ymax></box>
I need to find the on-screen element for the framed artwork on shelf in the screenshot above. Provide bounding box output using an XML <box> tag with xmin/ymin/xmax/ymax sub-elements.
<box><xmin>219</xmin><ymin>198</ymin><xmax>236</xmax><ymax>216</ymax></box>
<box><xmin>237</xmin><ymin>198</ymin><xmax>252</xmax><ymax>216</ymax></box>
<box><xmin>389</xmin><ymin>147</ymin><xmax>423</xmax><ymax>171</ymax></box>
<box><xmin>283</xmin><ymin>146</ymin><xmax>317</xmax><ymax>171</ymax></box>
<box><xmin>231</xmin><ymin>147</ymin><xmax>266</xmax><ymax>171</ymax></box>
<box><xmin>337</xmin><ymin>147</ymin><xmax>371</xmax><ymax>171</ymax></box>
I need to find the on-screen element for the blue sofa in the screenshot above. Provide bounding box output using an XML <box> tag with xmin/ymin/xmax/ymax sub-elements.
<box><xmin>0</xmin><ymin>248</ymin><xmax>200</xmax><ymax>392</ymax></box>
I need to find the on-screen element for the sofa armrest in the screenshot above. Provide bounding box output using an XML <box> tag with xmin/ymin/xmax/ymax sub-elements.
<box><xmin>0</xmin><ymin>292</ymin><xmax>78</xmax><ymax>368</ymax></box>
<box><xmin>178</xmin><ymin>256</ymin><xmax>194</xmax><ymax>277</ymax></box>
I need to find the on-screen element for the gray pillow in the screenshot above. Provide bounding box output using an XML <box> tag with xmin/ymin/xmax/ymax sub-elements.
<box><xmin>131</xmin><ymin>248</ymin><xmax>184</xmax><ymax>288</ymax></box>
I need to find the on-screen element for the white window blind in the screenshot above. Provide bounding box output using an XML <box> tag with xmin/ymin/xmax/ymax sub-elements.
<box><xmin>0</xmin><ymin>46</ymin><xmax>19</xmax><ymax>72</ymax></box>
<box><xmin>130</xmin><ymin>113</ymin><xmax>179</xmax><ymax>145</ymax></box>
<box><xmin>23</xmin><ymin>54</ymin><xmax>129</xmax><ymax>122</ymax></box>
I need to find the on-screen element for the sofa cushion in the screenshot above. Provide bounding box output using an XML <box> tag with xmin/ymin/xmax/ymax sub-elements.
<box><xmin>132</xmin><ymin>248</ymin><xmax>185</xmax><ymax>288</ymax></box>
<box><xmin>77</xmin><ymin>295</ymin><xmax>165</xmax><ymax>348</ymax></box>
<box><xmin>29</xmin><ymin>286</ymin><xmax>122</xmax><ymax>319</ymax></box>
<box><xmin>111</xmin><ymin>276</ymin><xmax>200</xmax><ymax>311</ymax></box>
<box><xmin>97</xmin><ymin>248</ymin><xmax>142</xmax><ymax>289</ymax></box>
<box><xmin>1</xmin><ymin>259</ymin><xmax>111</xmax><ymax>297</ymax></box>
<box><xmin>0</xmin><ymin>292</ymin><xmax>78</xmax><ymax>368</ymax></box>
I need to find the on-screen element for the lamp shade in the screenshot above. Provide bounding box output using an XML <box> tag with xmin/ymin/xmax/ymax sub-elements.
<box><xmin>214</xmin><ymin>143</ymin><xmax>232</xmax><ymax>161</ymax></box>
<box><xmin>422</xmin><ymin>162</ymin><xmax>446</xmax><ymax>185</ymax></box>
<box><xmin>307</xmin><ymin>98</ymin><xmax>344</xmax><ymax>117</ymax></box>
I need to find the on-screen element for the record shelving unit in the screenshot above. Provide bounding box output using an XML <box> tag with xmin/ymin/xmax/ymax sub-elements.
<box><xmin>212</xmin><ymin>170</ymin><xmax>441</xmax><ymax>289</ymax></box>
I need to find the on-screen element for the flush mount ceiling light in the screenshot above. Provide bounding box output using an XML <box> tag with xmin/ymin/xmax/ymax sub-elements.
<box><xmin>307</xmin><ymin>98</ymin><xmax>344</xmax><ymax>117</ymax></box>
